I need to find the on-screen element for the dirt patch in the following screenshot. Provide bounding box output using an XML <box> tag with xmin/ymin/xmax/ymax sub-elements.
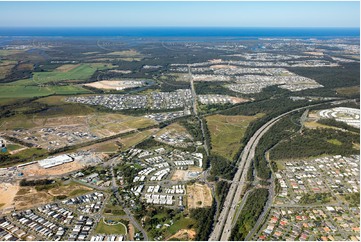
<box><xmin>0</xmin><ymin>183</ymin><xmax>19</xmax><ymax>211</ymax></box>
<box><xmin>84</xmin><ymin>80</ymin><xmax>144</xmax><ymax>91</ymax></box>
<box><xmin>20</xmin><ymin>161</ymin><xmax>84</xmax><ymax>178</ymax></box>
<box><xmin>167</xmin><ymin>229</ymin><xmax>196</xmax><ymax>241</ymax></box>
<box><xmin>210</xmin><ymin>65</ymin><xmax>238</xmax><ymax>69</ymax></box>
<box><xmin>186</xmin><ymin>183</ymin><xmax>212</xmax><ymax>209</ymax></box>
<box><xmin>14</xmin><ymin>187</ymin><xmax>53</xmax><ymax>210</ymax></box>
<box><xmin>128</xmin><ymin>223</ymin><xmax>135</xmax><ymax>241</ymax></box>
<box><xmin>171</xmin><ymin>167</ymin><xmax>202</xmax><ymax>181</ymax></box>
<box><xmin>230</xmin><ymin>96</ymin><xmax>249</xmax><ymax>104</ymax></box>
<box><xmin>303</xmin><ymin>52</ymin><xmax>324</xmax><ymax>56</ymax></box>
<box><xmin>171</xmin><ymin>170</ymin><xmax>188</xmax><ymax>181</ymax></box>
<box><xmin>48</xmin><ymin>184</ymin><xmax>92</xmax><ymax>197</ymax></box>
<box><xmin>55</xmin><ymin>64</ymin><xmax>80</xmax><ymax>72</ymax></box>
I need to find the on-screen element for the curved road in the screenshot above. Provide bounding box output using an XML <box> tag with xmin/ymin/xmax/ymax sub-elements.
<box><xmin>208</xmin><ymin>99</ymin><xmax>350</xmax><ymax>241</ymax></box>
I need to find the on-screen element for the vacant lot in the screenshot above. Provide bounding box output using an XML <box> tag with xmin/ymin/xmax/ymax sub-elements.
<box><xmin>0</xmin><ymin>50</ymin><xmax>24</xmax><ymax>57</ymax></box>
<box><xmin>335</xmin><ymin>86</ymin><xmax>360</xmax><ymax>96</ymax></box>
<box><xmin>20</xmin><ymin>161</ymin><xmax>84</xmax><ymax>178</ymax></box>
<box><xmin>186</xmin><ymin>183</ymin><xmax>212</xmax><ymax>209</ymax></box>
<box><xmin>0</xmin><ymin>183</ymin><xmax>19</xmax><ymax>211</ymax></box>
<box><xmin>47</xmin><ymin>183</ymin><xmax>92</xmax><ymax>197</ymax></box>
<box><xmin>206</xmin><ymin>114</ymin><xmax>262</xmax><ymax>160</ymax></box>
<box><xmin>55</xmin><ymin>64</ymin><xmax>81</xmax><ymax>72</ymax></box>
<box><xmin>84</xmin><ymin>80</ymin><xmax>144</xmax><ymax>90</ymax></box>
<box><xmin>89</xmin><ymin>113</ymin><xmax>156</xmax><ymax>137</ymax></box>
<box><xmin>118</xmin><ymin>129</ymin><xmax>158</xmax><ymax>151</ymax></box>
<box><xmin>14</xmin><ymin>187</ymin><xmax>53</xmax><ymax>210</ymax></box>
<box><xmin>167</xmin><ymin>229</ymin><xmax>196</xmax><ymax>241</ymax></box>
<box><xmin>171</xmin><ymin>167</ymin><xmax>202</xmax><ymax>181</ymax></box>
<box><xmin>95</xmin><ymin>219</ymin><xmax>127</xmax><ymax>235</ymax></box>
<box><xmin>0</xmin><ymin>60</ymin><xmax>17</xmax><ymax>79</ymax></box>
<box><xmin>105</xmin><ymin>50</ymin><xmax>142</xmax><ymax>57</ymax></box>
<box><xmin>11</xmin><ymin>182</ymin><xmax>92</xmax><ymax>211</ymax></box>
<box><xmin>9</xmin><ymin>63</ymin><xmax>113</xmax><ymax>86</ymax></box>
<box><xmin>1</xmin><ymin>113</ymin><xmax>157</xmax><ymax>151</ymax></box>
<box><xmin>156</xmin><ymin>122</ymin><xmax>188</xmax><ymax>136</ymax></box>
<box><xmin>0</xmin><ymin>85</ymin><xmax>91</xmax><ymax>98</ymax></box>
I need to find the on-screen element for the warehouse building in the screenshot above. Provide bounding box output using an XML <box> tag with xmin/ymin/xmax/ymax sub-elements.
<box><xmin>38</xmin><ymin>155</ymin><xmax>73</xmax><ymax>169</ymax></box>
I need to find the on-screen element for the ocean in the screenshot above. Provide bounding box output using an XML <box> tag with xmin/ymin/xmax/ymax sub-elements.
<box><xmin>0</xmin><ymin>27</ymin><xmax>359</xmax><ymax>38</ymax></box>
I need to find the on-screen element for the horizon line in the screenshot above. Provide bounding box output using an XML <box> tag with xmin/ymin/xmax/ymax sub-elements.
<box><xmin>0</xmin><ymin>26</ymin><xmax>360</xmax><ymax>29</ymax></box>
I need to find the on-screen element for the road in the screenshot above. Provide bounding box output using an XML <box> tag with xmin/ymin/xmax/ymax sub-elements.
<box><xmin>244</xmin><ymin>174</ymin><xmax>275</xmax><ymax>240</ymax></box>
<box><xmin>109</xmin><ymin>157</ymin><xmax>149</xmax><ymax>241</ymax></box>
<box><xmin>208</xmin><ymin>99</ymin><xmax>351</xmax><ymax>241</ymax></box>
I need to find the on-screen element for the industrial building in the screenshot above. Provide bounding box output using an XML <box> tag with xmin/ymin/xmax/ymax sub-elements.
<box><xmin>38</xmin><ymin>155</ymin><xmax>73</xmax><ymax>169</ymax></box>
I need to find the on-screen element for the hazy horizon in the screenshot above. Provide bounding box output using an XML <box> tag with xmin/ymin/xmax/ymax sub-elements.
<box><xmin>0</xmin><ymin>1</ymin><xmax>359</xmax><ymax>28</ymax></box>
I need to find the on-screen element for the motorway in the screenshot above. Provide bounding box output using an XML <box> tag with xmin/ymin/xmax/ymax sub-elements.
<box><xmin>208</xmin><ymin>99</ymin><xmax>351</xmax><ymax>241</ymax></box>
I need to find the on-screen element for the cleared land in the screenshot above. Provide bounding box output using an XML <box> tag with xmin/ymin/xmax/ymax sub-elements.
<box><xmin>13</xmin><ymin>182</ymin><xmax>92</xmax><ymax>211</ymax></box>
<box><xmin>171</xmin><ymin>167</ymin><xmax>202</xmax><ymax>181</ymax></box>
<box><xmin>167</xmin><ymin>229</ymin><xmax>196</xmax><ymax>241</ymax></box>
<box><xmin>95</xmin><ymin>219</ymin><xmax>127</xmax><ymax>235</ymax></box>
<box><xmin>1</xmin><ymin>113</ymin><xmax>157</xmax><ymax>150</ymax></box>
<box><xmin>206</xmin><ymin>114</ymin><xmax>262</xmax><ymax>160</ymax></box>
<box><xmin>335</xmin><ymin>86</ymin><xmax>360</xmax><ymax>96</ymax></box>
<box><xmin>0</xmin><ymin>50</ymin><xmax>24</xmax><ymax>57</ymax></box>
<box><xmin>19</xmin><ymin>161</ymin><xmax>84</xmax><ymax>178</ymax></box>
<box><xmin>0</xmin><ymin>183</ymin><xmax>19</xmax><ymax>210</ymax></box>
<box><xmin>0</xmin><ymin>60</ymin><xmax>17</xmax><ymax>79</ymax></box>
<box><xmin>304</xmin><ymin>121</ymin><xmax>341</xmax><ymax>130</ymax></box>
<box><xmin>14</xmin><ymin>187</ymin><xmax>53</xmax><ymax>210</ymax></box>
<box><xmin>118</xmin><ymin>129</ymin><xmax>158</xmax><ymax>151</ymax></box>
<box><xmin>84</xmin><ymin>80</ymin><xmax>144</xmax><ymax>91</ymax></box>
<box><xmin>47</xmin><ymin>183</ymin><xmax>92</xmax><ymax>197</ymax></box>
<box><xmin>105</xmin><ymin>50</ymin><xmax>142</xmax><ymax>57</ymax></box>
<box><xmin>54</xmin><ymin>64</ymin><xmax>81</xmax><ymax>72</ymax></box>
<box><xmin>155</xmin><ymin>122</ymin><xmax>188</xmax><ymax>136</ymax></box>
<box><xmin>8</xmin><ymin>63</ymin><xmax>114</xmax><ymax>86</ymax></box>
<box><xmin>0</xmin><ymin>85</ymin><xmax>91</xmax><ymax>98</ymax></box>
<box><xmin>186</xmin><ymin>183</ymin><xmax>212</xmax><ymax>209</ymax></box>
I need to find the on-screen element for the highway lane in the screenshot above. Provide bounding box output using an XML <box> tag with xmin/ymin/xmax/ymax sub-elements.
<box><xmin>188</xmin><ymin>64</ymin><xmax>198</xmax><ymax>116</ymax></box>
<box><xmin>209</xmin><ymin>99</ymin><xmax>351</xmax><ymax>241</ymax></box>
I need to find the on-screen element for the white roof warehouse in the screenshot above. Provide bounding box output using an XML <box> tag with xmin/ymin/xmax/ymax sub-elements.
<box><xmin>38</xmin><ymin>154</ymin><xmax>73</xmax><ymax>169</ymax></box>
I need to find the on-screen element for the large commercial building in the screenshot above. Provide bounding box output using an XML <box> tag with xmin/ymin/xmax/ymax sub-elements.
<box><xmin>38</xmin><ymin>155</ymin><xmax>73</xmax><ymax>169</ymax></box>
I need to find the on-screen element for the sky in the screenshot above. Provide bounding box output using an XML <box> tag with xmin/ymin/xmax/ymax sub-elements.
<box><xmin>0</xmin><ymin>1</ymin><xmax>359</xmax><ymax>28</ymax></box>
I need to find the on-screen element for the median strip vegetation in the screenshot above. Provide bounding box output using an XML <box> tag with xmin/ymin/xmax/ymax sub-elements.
<box><xmin>230</xmin><ymin>188</ymin><xmax>269</xmax><ymax>241</ymax></box>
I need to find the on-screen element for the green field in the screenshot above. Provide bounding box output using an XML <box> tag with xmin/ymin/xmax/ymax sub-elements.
<box><xmin>167</xmin><ymin>218</ymin><xmax>196</xmax><ymax>235</ymax></box>
<box><xmin>327</xmin><ymin>139</ymin><xmax>342</xmax><ymax>146</ymax></box>
<box><xmin>206</xmin><ymin>114</ymin><xmax>262</xmax><ymax>160</ymax></box>
<box><xmin>0</xmin><ymin>85</ymin><xmax>91</xmax><ymax>98</ymax></box>
<box><xmin>5</xmin><ymin>144</ymin><xmax>23</xmax><ymax>152</ymax></box>
<box><xmin>12</xmin><ymin>148</ymin><xmax>48</xmax><ymax>159</ymax></box>
<box><xmin>10</xmin><ymin>63</ymin><xmax>109</xmax><ymax>86</ymax></box>
<box><xmin>95</xmin><ymin>219</ymin><xmax>127</xmax><ymax>235</ymax></box>
<box><xmin>104</xmin><ymin>204</ymin><xmax>126</xmax><ymax>216</ymax></box>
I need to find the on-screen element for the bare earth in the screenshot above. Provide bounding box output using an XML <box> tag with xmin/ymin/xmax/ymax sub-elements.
<box><xmin>128</xmin><ymin>223</ymin><xmax>135</xmax><ymax>241</ymax></box>
<box><xmin>55</xmin><ymin>64</ymin><xmax>80</xmax><ymax>72</ymax></box>
<box><xmin>0</xmin><ymin>183</ymin><xmax>19</xmax><ymax>210</ymax></box>
<box><xmin>186</xmin><ymin>183</ymin><xmax>212</xmax><ymax>209</ymax></box>
<box><xmin>303</xmin><ymin>51</ymin><xmax>324</xmax><ymax>56</ymax></box>
<box><xmin>14</xmin><ymin>187</ymin><xmax>53</xmax><ymax>210</ymax></box>
<box><xmin>230</xmin><ymin>97</ymin><xmax>249</xmax><ymax>104</ymax></box>
<box><xmin>210</xmin><ymin>65</ymin><xmax>238</xmax><ymax>69</ymax></box>
<box><xmin>171</xmin><ymin>167</ymin><xmax>202</xmax><ymax>181</ymax></box>
<box><xmin>20</xmin><ymin>161</ymin><xmax>84</xmax><ymax>178</ymax></box>
<box><xmin>167</xmin><ymin>229</ymin><xmax>196</xmax><ymax>241</ymax></box>
<box><xmin>84</xmin><ymin>80</ymin><xmax>143</xmax><ymax>90</ymax></box>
